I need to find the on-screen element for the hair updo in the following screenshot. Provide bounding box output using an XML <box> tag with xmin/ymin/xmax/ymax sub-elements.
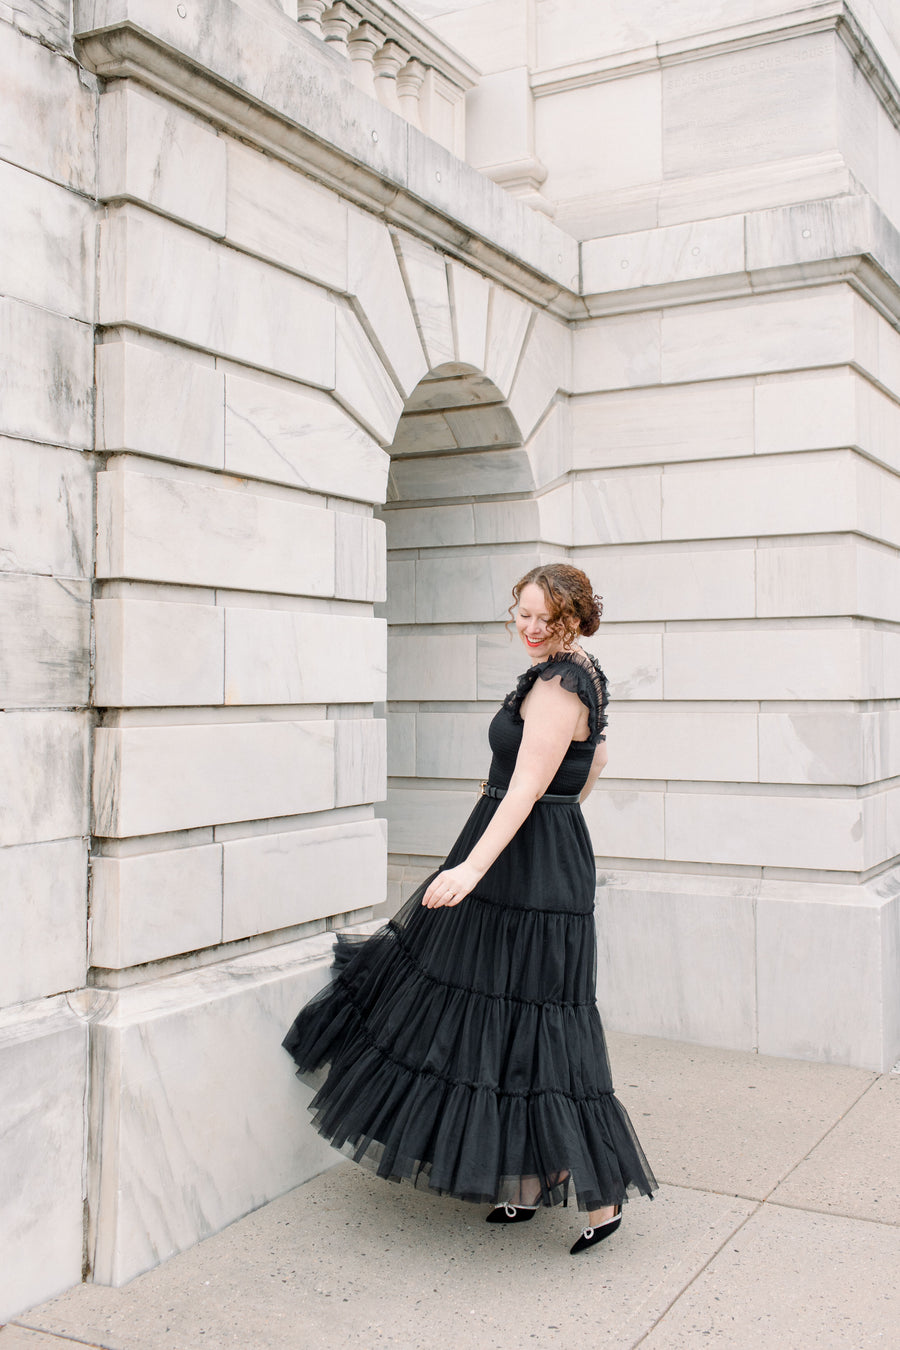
<box><xmin>508</xmin><ymin>563</ymin><xmax>603</xmax><ymax>647</ymax></box>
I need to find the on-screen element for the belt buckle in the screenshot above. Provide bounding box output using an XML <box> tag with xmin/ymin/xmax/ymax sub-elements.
<box><xmin>479</xmin><ymin>780</ymin><xmax>488</xmax><ymax>797</ymax></box>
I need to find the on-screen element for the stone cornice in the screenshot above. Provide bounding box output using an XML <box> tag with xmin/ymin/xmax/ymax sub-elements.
<box><xmin>579</xmin><ymin>196</ymin><xmax>900</xmax><ymax>329</ymax></box>
<box><xmin>73</xmin><ymin>0</ymin><xmax>581</xmax><ymax>315</ymax></box>
<box><xmin>531</xmin><ymin>0</ymin><xmax>900</xmax><ymax>135</ymax></box>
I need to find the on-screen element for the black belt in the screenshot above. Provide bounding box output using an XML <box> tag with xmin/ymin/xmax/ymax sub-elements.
<box><xmin>479</xmin><ymin>782</ymin><xmax>580</xmax><ymax>805</ymax></box>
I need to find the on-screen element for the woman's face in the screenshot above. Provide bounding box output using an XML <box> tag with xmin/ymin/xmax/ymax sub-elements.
<box><xmin>515</xmin><ymin>583</ymin><xmax>566</xmax><ymax>663</ymax></box>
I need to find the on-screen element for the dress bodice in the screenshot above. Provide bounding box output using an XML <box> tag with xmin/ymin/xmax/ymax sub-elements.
<box><xmin>486</xmin><ymin>650</ymin><xmax>609</xmax><ymax>797</ymax></box>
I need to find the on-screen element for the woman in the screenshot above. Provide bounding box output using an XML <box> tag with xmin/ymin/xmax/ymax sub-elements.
<box><xmin>283</xmin><ymin>563</ymin><xmax>657</xmax><ymax>1254</ymax></box>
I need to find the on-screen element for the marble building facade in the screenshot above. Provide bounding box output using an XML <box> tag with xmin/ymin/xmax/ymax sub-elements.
<box><xmin>2</xmin><ymin>0</ymin><xmax>900</xmax><ymax>1317</ymax></box>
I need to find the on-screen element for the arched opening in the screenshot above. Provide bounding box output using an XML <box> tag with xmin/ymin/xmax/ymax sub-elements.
<box><xmin>376</xmin><ymin>362</ymin><xmax>546</xmax><ymax>914</ymax></box>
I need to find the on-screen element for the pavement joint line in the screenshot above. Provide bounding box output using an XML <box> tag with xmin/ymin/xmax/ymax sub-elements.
<box><xmin>8</xmin><ymin>1326</ymin><xmax>108</xmax><ymax>1349</ymax></box>
<box><xmin>627</xmin><ymin>1198</ymin><xmax>765</xmax><ymax>1349</ymax></box>
<box><xmin>762</xmin><ymin>1196</ymin><xmax>900</xmax><ymax>1228</ymax></box>
<box><xmin>756</xmin><ymin>1069</ymin><xmax>882</xmax><ymax>1205</ymax></box>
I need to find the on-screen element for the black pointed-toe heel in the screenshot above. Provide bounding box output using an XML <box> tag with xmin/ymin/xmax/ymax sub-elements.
<box><xmin>486</xmin><ymin>1203</ymin><xmax>538</xmax><ymax>1224</ymax></box>
<box><xmin>569</xmin><ymin>1205</ymin><xmax>622</xmax><ymax>1254</ymax></box>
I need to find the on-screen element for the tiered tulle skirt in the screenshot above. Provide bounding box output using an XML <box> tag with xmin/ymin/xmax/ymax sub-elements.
<box><xmin>283</xmin><ymin>876</ymin><xmax>657</xmax><ymax>1212</ymax></box>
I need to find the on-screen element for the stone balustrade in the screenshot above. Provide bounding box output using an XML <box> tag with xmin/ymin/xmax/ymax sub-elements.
<box><xmin>296</xmin><ymin>0</ymin><xmax>478</xmax><ymax>155</ymax></box>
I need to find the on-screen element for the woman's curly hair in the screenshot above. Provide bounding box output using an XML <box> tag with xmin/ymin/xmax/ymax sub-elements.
<box><xmin>507</xmin><ymin>564</ymin><xmax>603</xmax><ymax>647</ymax></box>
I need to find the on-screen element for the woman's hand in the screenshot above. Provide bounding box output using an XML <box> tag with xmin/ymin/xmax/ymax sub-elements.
<box><xmin>422</xmin><ymin>861</ymin><xmax>482</xmax><ymax>909</ymax></box>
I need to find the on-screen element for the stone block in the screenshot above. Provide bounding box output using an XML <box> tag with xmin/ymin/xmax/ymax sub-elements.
<box><xmin>0</xmin><ymin>438</ymin><xmax>93</xmax><ymax>579</ymax></box>
<box><xmin>474</xmin><ymin>632</ymin><xmax>529</xmax><ymax>701</ymax></box>
<box><xmin>484</xmin><ymin>286</ymin><xmax>532</xmax><ymax>398</ymax></box>
<box><xmin>536</xmin><ymin>71</ymin><xmax>662</xmax><ymax>206</ymax></box>
<box><xmin>877</xmin><ymin>102</ymin><xmax>900</xmax><ymax>235</ymax></box>
<box><xmin>663</xmin><ymin>627</ymin><xmax>881</xmax><ymax>701</ymax></box>
<box><xmin>580</xmin><ymin>545</ymin><xmax>755</xmax><ymax>622</ymax></box>
<box><xmin>99</xmin><ymin>82</ymin><xmax>226</xmax><ymax>235</ymax></box>
<box><xmin>0</xmin><ymin>839</ymin><xmax>86</xmax><ymax>1008</ymax></box>
<box><xmin>391</xmin><ymin>631</ymin><xmax>483</xmax><ymax>702</ymax></box>
<box><xmin>222</xmin><ymin>818</ymin><xmax>387</xmax><ymax>940</ymax></box>
<box><xmin>661</xmin><ymin>449</ymin><xmax>855</xmax><ymax>540</ymax></box>
<box><xmin>93</xmin><ymin>597</ymin><xmax>225</xmax><ymax>708</ymax></box>
<box><xmin>0</xmin><ymin>998</ymin><xmax>86</xmax><ymax>1320</ymax></box>
<box><xmin>580</xmin><ymin>630</ymin><xmax>664</xmax><ymax>701</ymax></box>
<box><xmin>415</xmin><ymin>711</ymin><xmax>494</xmax><ymax>780</ymax></box>
<box><xmin>759</xmin><ymin>709</ymin><xmax>879</xmax><ymax>787</ymax></box>
<box><xmin>86</xmin><ymin>942</ymin><xmax>338</xmax><ymax>1285</ymax></box>
<box><xmin>96</xmin><ymin>338</ymin><xmax>225</xmax><ymax>470</ymax></box>
<box><xmin>573</xmin><ymin>379</ymin><xmax>755</xmax><ymax>469</ymax></box>
<box><xmin>333</xmin><ymin>718</ymin><xmax>387</xmax><ymax>808</ymax></box>
<box><xmin>384</xmin><ymin>786</ymin><xmax>474</xmax><ymax>857</ymax></box>
<box><xmin>388</xmin><ymin>446</ymin><xmax>536</xmax><ymax>501</ymax></box>
<box><xmin>836</xmin><ymin>40</ymin><xmax>880</xmax><ymax>191</ymax></box>
<box><xmin>447</xmin><ymin>261</ymin><xmax>490</xmax><ymax>371</ymax></box>
<box><xmin>660</xmin><ymin>286</ymin><xmax>855</xmax><ymax>384</ymax></box>
<box><xmin>90</xmin><ymin>844</ymin><xmax>223</xmax><ymax>969</ymax></box>
<box><xmin>856</xmin><ymin>454</ymin><xmax>900</xmax><ymax>548</ymax></box>
<box><xmin>757</xmin><ymin>538</ymin><xmax>900</xmax><ymax>622</ymax></box>
<box><xmin>536</xmin><ymin>483</ymin><xmax>573</xmax><ymax>545</ymax></box>
<box><xmin>582</xmin><ymin>214</ymin><xmax>745</xmax><ymax>296</ymax></box>
<box><xmin>92</xmin><ymin>719</ymin><xmax>335</xmax><ymax>838</ymax></box>
<box><xmin>99</xmin><ymin>206</ymin><xmax>335</xmax><ymax>389</ymax></box>
<box><xmin>389</xmin><ymin>410</ymin><xmax>458</xmax><ymax>458</ymax></box>
<box><xmin>346</xmin><ymin>210</ymin><xmax>426</xmax><ymax>398</ymax></box>
<box><xmin>335</xmin><ymin>511</ymin><xmax>386</xmax><ymax>603</ymax></box>
<box><xmin>225</xmin><ymin>138</ymin><xmax>345</xmax><ymax>289</ymax></box>
<box><xmin>0</xmin><ymin>298</ymin><xmax>92</xmax><ymax>448</ymax></box>
<box><xmin>96</xmin><ymin>469</ymin><xmax>335</xmax><ymax>596</ymax></box>
<box><xmin>609</xmin><ymin>707</ymin><xmax>758</xmax><ymax>783</ymax></box>
<box><xmin>393</xmin><ymin>233</ymin><xmax>454</xmax><ymax>371</ymax></box>
<box><xmin>466</xmin><ymin>64</ymin><xmax>538</xmax><ymax>169</ymax></box>
<box><xmin>472</xmin><ymin>498</ymin><xmax>539</xmax><ymax>545</ymax></box>
<box><xmin>0</xmin><ymin>20</ymin><xmax>95</xmax><ymax>192</ymax></box>
<box><xmin>431</xmin><ymin>0</ymin><xmax>527</xmax><ymax>73</ymax></box>
<box><xmin>224</xmin><ymin>371</ymin><xmax>387</xmax><ymax>503</ymax></box>
<box><xmin>664</xmin><ymin>788</ymin><xmax>870</xmax><ymax>872</ymax></box>
<box><xmin>385</xmin><ymin>503</ymin><xmax>476</xmax><ymax>550</ymax></box>
<box><xmin>757</xmin><ymin>882</ymin><xmax>898</xmax><ymax>1069</ymax></box>
<box><xmin>384</xmin><ymin>559</ymin><xmax>415</xmax><ymax>625</ymax></box>
<box><xmin>526</xmin><ymin>400</ymin><xmax>571</xmax><ymax>488</ymax></box>
<box><xmin>5</xmin><ymin>0</ymin><xmax>71</xmax><ymax>51</ymax></box>
<box><xmin>571</xmin><ymin>310</ymin><xmax>661</xmax><ymax>393</ymax></box>
<box><xmin>662</xmin><ymin>34</ymin><xmax>834</xmax><ymax>179</ymax></box>
<box><xmin>507</xmin><ymin>310</ymin><xmax>571</xmax><ymax>441</ymax></box>
<box><xmin>386</xmin><ymin>711</ymin><xmax>415</xmax><ymax>777</ymax></box>
<box><xmin>442</xmin><ymin>402</ymin><xmax>521</xmax><ymax>450</ymax></box>
<box><xmin>595</xmin><ymin>870</ymin><xmax>757</xmax><ymax>1050</ymax></box>
<box><xmin>0</xmin><ymin>158</ymin><xmax>94</xmax><ymax>320</ymax></box>
<box><xmin>572</xmin><ymin>470</ymin><xmax>662</xmax><ymax>545</ymax></box>
<box><xmin>413</xmin><ymin>552</ymin><xmax>539</xmax><ymax>623</ymax></box>
<box><xmin>754</xmin><ymin>366</ymin><xmax>858</xmax><ymax>454</ymax></box>
<box><xmin>0</xmin><ymin>573</ymin><xmax>90</xmax><ymax>707</ymax></box>
<box><xmin>334</xmin><ymin>307</ymin><xmax>404</xmax><ymax>447</ymax></box>
<box><xmin>582</xmin><ymin>785</ymin><xmax>666</xmax><ymax>861</ymax></box>
<box><xmin>224</xmin><ymin>611</ymin><xmax>385</xmax><ymax>706</ymax></box>
<box><xmin>0</xmin><ymin>711</ymin><xmax>88</xmax><ymax>847</ymax></box>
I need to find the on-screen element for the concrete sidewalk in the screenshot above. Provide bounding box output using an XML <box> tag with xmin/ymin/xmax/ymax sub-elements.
<box><xmin>4</xmin><ymin>1033</ymin><xmax>900</xmax><ymax>1350</ymax></box>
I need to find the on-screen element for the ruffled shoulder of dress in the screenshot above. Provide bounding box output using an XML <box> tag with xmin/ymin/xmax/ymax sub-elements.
<box><xmin>502</xmin><ymin>649</ymin><xmax>609</xmax><ymax>743</ymax></box>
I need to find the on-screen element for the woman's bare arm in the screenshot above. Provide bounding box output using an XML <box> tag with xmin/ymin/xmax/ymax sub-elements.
<box><xmin>422</xmin><ymin>676</ymin><xmax>583</xmax><ymax>908</ymax></box>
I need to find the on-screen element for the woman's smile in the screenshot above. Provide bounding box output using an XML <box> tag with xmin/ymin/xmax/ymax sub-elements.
<box><xmin>516</xmin><ymin>583</ymin><xmax>561</xmax><ymax>660</ymax></box>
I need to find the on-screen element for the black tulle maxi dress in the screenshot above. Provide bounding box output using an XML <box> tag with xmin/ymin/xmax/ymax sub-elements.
<box><xmin>283</xmin><ymin>649</ymin><xmax>658</xmax><ymax>1213</ymax></box>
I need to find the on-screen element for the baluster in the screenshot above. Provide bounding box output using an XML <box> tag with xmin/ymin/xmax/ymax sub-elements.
<box><xmin>348</xmin><ymin>21</ymin><xmax>385</xmax><ymax>98</ymax></box>
<box><xmin>296</xmin><ymin>0</ymin><xmax>327</xmax><ymax>37</ymax></box>
<box><xmin>322</xmin><ymin>3</ymin><xmax>357</xmax><ymax>59</ymax></box>
<box><xmin>373</xmin><ymin>40</ymin><xmax>407</xmax><ymax>115</ymax></box>
<box><xmin>397</xmin><ymin>58</ymin><xmax>426</xmax><ymax>129</ymax></box>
